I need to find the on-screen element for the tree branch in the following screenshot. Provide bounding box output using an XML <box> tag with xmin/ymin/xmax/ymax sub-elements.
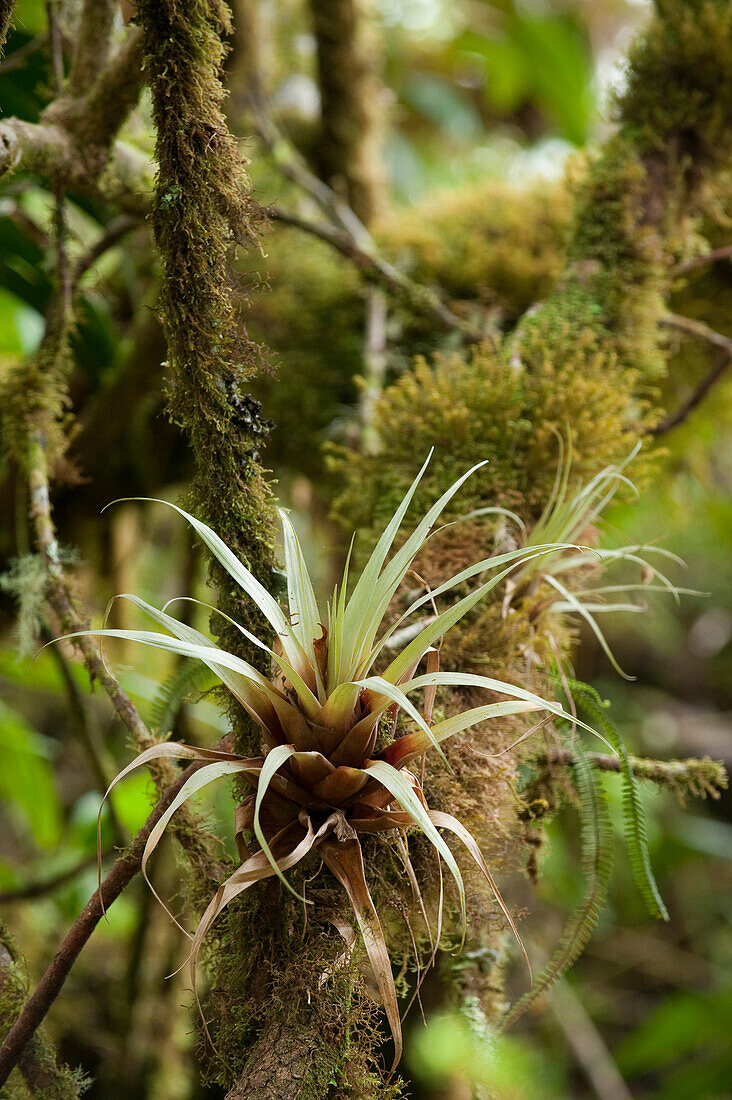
<box><xmin>0</xmin><ymin>23</ymin><xmax>149</xmax><ymax>212</ymax></box>
<box><xmin>66</xmin><ymin>0</ymin><xmax>117</xmax><ymax>99</ymax></box>
<box><xmin>0</xmin><ymin>743</ymin><xmax>228</xmax><ymax>1086</ymax></box>
<box><xmin>0</xmin><ymin>936</ymin><xmax>83</xmax><ymax>1099</ymax></box>
<box><xmin>74</xmin><ymin>213</ymin><xmax>139</xmax><ymax>280</ymax></box>
<box><xmin>270</xmin><ymin>206</ymin><xmax>484</xmax><ymax>342</ymax></box>
<box><xmin>539</xmin><ymin>749</ymin><xmax>727</xmax><ymax>799</ymax></box>
<box><xmin>650</xmin><ymin>350</ymin><xmax>730</xmax><ymax>435</ymax></box>
<box><xmin>660</xmin><ymin>312</ymin><xmax>732</xmax><ymax>352</ymax></box>
<box><xmin>649</xmin><ymin>313</ymin><xmax>732</xmax><ymax>434</ymax></box>
<box><xmin>72</xmin><ymin>27</ymin><xmax>145</xmax><ymax>150</ymax></box>
<box><xmin>674</xmin><ymin>243</ymin><xmax>732</xmax><ymax>277</ymax></box>
<box><xmin>0</xmin><ymin>31</ymin><xmax>45</xmax><ymax>74</ymax></box>
<box><xmin>0</xmin><ymin>852</ymin><xmax>106</xmax><ymax>904</ymax></box>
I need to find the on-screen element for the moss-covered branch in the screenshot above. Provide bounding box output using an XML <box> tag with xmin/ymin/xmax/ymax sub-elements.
<box><xmin>136</xmin><ymin>0</ymin><xmax>277</xmax><ymax>750</ymax></box>
<box><xmin>539</xmin><ymin>749</ymin><xmax>728</xmax><ymax>803</ymax></box>
<box><xmin>0</xmin><ymin>22</ymin><xmax>149</xmax><ymax>211</ymax></box>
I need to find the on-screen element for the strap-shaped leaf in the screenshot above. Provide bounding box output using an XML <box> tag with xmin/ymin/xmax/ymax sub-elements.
<box><xmin>320</xmin><ymin>836</ymin><xmax>403</xmax><ymax>1072</ymax></box>
<box><xmin>543</xmin><ymin>573</ymin><xmax>634</xmax><ymax>680</ymax></box>
<box><xmin>347</xmin><ymin>459</ymin><xmax>489</xmax><ymax>674</ymax></box>
<box><xmin>188</xmin><ymin>819</ymin><xmax>332</xmax><ymax>1050</ymax></box>
<box><xmin>336</xmin><ymin>451</ymin><xmax>433</xmax><ymax>685</ymax></box>
<box><xmin>400</xmin><ymin>671</ymin><xmax>611</xmax><ymax>749</ymax></box>
<box><xmin>96</xmin><ymin>741</ymin><xmax>260</xmax><ymax>914</ymax></box>
<box><xmin>106</xmin><ymin>498</ymin><xmax>312</xmax><ymax>679</ymax></box>
<box><xmin>379</xmin><ymin>548</ymin><xmax>569</xmax><ymax>688</ymax></box>
<box><xmin>428</xmin><ymin>809</ymin><xmax>531</xmax><ymax>981</ymax></box>
<box><xmin>142</xmin><ymin>758</ymin><xmax>261</xmax><ymax>936</ymax></box>
<box><xmin>356</xmin><ymin>675</ymin><xmax>446</xmax><ymax>761</ymax></box>
<box><xmin>160</xmin><ymin>594</ymin><xmax>322</xmax><ymax>717</ymax></box>
<box><xmin>54</xmin><ymin>623</ymin><xmax>309</xmax><ymax>744</ymax></box>
<box><xmin>363</xmin><ymin>760</ymin><xmax>466</xmax><ymax>940</ymax></box>
<box><xmin>381</xmin><ymin>700</ymin><xmax>540</xmax><ymax>767</ymax></box>
<box><xmin>279</xmin><ymin>509</ymin><xmax>325</xmax><ymax>696</ymax></box>
<box><xmin>253</xmin><ymin>744</ymin><xmax>306</xmax><ymax>900</ymax></box>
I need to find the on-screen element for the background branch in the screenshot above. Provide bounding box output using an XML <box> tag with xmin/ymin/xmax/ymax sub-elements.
<box><xmin>0</xmin><ymin>742</ymin><xmax>228</xmax><ymax>1086</ymax></box>
<box><xmin>271</xmin><ymin>206</ymin><xmax>484</xmax><ymax>342</ymax></box>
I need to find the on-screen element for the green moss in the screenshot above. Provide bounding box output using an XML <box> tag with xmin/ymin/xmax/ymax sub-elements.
<box><xmin>0</xmin><ymin>924</ymin><xmax>89</xmax><ymax>1099</ymax></box>
<box><xmin>242</xmin><ymin>177</ymin><xmax>572</xmax><ymax>488</ymax></box>
<box><xmin>376</xmin><ymin>177</ymin><xmax>572</xmax><ymax>329</ymax></box>
<box><xmin>329</xmin><ymin>340</ymin><xmax>648</xmax><ymax>546</ymax></box>
<box><xmin>247</xmin><ymin>232</ymin><xmax>364</xmax><ymax>483</ymax></box>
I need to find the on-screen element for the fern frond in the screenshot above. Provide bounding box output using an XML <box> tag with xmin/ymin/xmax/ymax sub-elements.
<box><xmin>150</xmin><ymin>659</ymin><xmax>216</xmax><ymax>734</ymax></box>
<box><xmin>558</xmin><ymin>676</ymin><xmax>668</xmax><ymax>921</ymax></box>
<box><xmin>501</xmin><ymin>745</ymin><xmax>613</xmax><ymax>1030</ymax></box>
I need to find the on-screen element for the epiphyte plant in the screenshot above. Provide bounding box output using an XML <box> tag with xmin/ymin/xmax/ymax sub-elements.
<box><xmin>497</xmin><ymin>438</ymin><xmax>694</xmax><ymax>678</ymax></box>
<box><xmin>59</xmin><ymin>453</ymin><xmax>602</xmax><ymax>1067</ymax></box>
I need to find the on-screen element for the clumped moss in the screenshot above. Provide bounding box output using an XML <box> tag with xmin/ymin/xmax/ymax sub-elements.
<box><xmin>244</xmin><ymin>177</ymin><xmax>572</xmax><ymax>486</ymax></box>
<box><xmin>375</xmin><ymin>177</ymin><xmax>572</xmax><ymax>329</ymax></box>
<box><xmin>0</xmin><ymin>925</ymin><xmax>90</xmax><ymax>1099</ymax></box>
<box><xmin>329</xmin><ymin>340</ymin><xmax>648</xmax><ymax>546</ymax></box>
<box><xmin>247</xmin><ymin>232</ymin><xmax>364</xmax><ymax>483</ymax></box>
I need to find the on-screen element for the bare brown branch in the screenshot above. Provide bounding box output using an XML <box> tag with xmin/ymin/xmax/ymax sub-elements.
<box><xmin>271</xmin><ymin>206</ymin><xmax>485</xmax><ymax>342</ymax></box>
<box><xmin>0</xmin><ymin>743</ymin><xmax>228</xmax><ymax>1086</ymax></box>
<box><xmin>674</xmin><ymin>244</ymin><xmax>732</xmax><ymax>276</ymax></box>
<box><xmin>66</xmin><ymin>0</ymin><xmax>117</xmax><ymax>98</ymax></box>
<box><xmin>649</xmin><ymin>314</ymin><xmax>732</xmax><ymax>434</ymax></box>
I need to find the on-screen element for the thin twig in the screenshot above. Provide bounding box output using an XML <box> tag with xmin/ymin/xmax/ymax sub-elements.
<box><xmin>360</xmin><ymin>287</ymin><xmax>387</xmax><ymax>454</ymax></box>
<box><xmin>674</xmin><ymin>244</ymin><xmax>732</xmax><ymax>276</ymax></box>
<box><xmin>0</xmin><ymin>743</ymin><xmax>228</xmax><ymax>1086</ymax></box>
<box><xmin>270</xmin><ymin>206</ymin><xmax>483</xmax><ymax>341</ymax></box>
<box><xmin>250</xmin><ymin>97</ymin><xmax>484</xmax><ymax>341</ymax></box>
<box><xmin>73</xmin><ymin>213</ymin><xmax>139</xmax><ymax>280</ymax></box>
<box><xmin>550</xmin><ymin>978</ymin><xmax>633</xmax><ymax>1100</ymax></box>
<box><xmin>0</xmin><ymin>32</ymin><xmax>46</xmax><ymax>74</ymax></box>
<box><xmin>660</xmin><ymin>312</ymin><xmax>732</xmax><ymax>352</ymax></box>
<box><xmin>252</xmin><ymin>99</ymin><xmax>368</xmax><ymax>242</ymax></box>
<box><xmin>28</xmin><ymin>436</ymin><xmax>151</xmax><ymax>746</ymax></box>
<box><xmin>649</xmin><ymin>314</ymin><xmax>732</xmax><ymax>434</ymax></box>
<box><xmin>650</xmin><ymin>351</ymin><xmax>730</xmax><ymax>435</ymax></box>
<box><xmin>539</xmin><ymin>748</ymin><xmax>727</xmax><ymax>797</ymax></box>
<box><xmin>45</xmin><ymin>0</ymin><xmax>63</xmax><ymax>93</ymax></box>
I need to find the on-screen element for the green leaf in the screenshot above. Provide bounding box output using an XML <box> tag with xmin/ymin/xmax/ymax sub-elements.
<box><xmin>0</xmin><ymin>699</ymin><xmax>62</xmax><ymax>848</ymax></box>
<box><xmin>560</xmin><ymin>680</ymin><xmax>669</xmax><ymax>921</ymax></box>
<box><xmin>501</xmin><ymin>746</ymin><xmax>613</xmax><ymax>1030</ymax></box>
